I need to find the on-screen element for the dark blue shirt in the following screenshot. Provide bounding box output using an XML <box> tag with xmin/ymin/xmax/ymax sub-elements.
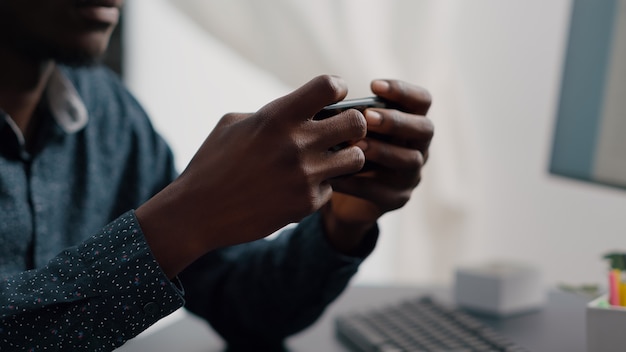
<box><xmin>0</xmin><ymin>66</ymin><xmax>377</xmax><ymax>351</ymax></box>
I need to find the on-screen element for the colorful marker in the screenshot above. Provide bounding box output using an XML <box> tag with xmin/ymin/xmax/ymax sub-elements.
<box><xmin>604</xmin><ymin>253</ymin><xmax>626</xmax><ymax>306</ymax></box>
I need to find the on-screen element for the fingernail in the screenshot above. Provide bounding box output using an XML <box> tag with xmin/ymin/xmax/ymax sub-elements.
<box><xmin>365</xmin><ymin>110</ymin><xmax>382</xmax><ymax>126</ymax></box>
<box><xmin>355</xmin><ymin>139</ymin><xmax>368</xmax><ymax>151</ymax></box>
<box><xmin>372</xmin><ymin>80</ymin><xmax>390</xmax><ymax>93</ymax></box>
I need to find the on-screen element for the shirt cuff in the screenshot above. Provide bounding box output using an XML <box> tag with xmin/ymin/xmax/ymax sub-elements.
<box><xmin>296</xmin><ymin>212</ymin><xmax>379</xmax><ymax>265</ymax></box>
<box><xmin>0</xmin><ymin>210</ymin><xmax>187</xmax><ymax>350</ymax></box>
<box><xmin>291</xmin><ymin>213</ymin><xmax>379</xmax><ymax>274</ymax></box>
<box><xmin>80</xmin><ymin>210</ymin><xmax>186</xmax><ymax>340</ymax></box>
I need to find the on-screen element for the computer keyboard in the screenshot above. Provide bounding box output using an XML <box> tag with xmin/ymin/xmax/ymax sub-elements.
<box><xmin>335</xmin><ymin>296</ymin><xmax>528</xmax><ymax>352</ymax></box>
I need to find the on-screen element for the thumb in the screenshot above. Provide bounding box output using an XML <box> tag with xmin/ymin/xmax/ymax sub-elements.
<box><xmin>257</xmin><ymin>75</ymin><xmax>349</xmax><ymax>123</ymax></box>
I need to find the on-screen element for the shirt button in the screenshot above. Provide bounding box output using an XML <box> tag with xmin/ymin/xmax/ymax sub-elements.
<box><xmin>143</xmin><ymin>302</ymin><xmax>160</xmax><ymax>316</ymax></box>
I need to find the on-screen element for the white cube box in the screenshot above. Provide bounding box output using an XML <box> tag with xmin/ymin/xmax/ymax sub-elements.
<box><xmin>454</xmin><ymin>261</ymin><xmax>545</xmax><ymax>317</ymax></box>
<box><xmin>587</xmin><ymin>295</ymin><xmax>626</xmax><ymax>352</ymax></box>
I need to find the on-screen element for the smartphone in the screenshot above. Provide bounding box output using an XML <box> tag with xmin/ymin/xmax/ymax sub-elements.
<box><xmin>313</xmin><ymin>97</ymin><xmax>388</xmax><ymax>120</ymax></box>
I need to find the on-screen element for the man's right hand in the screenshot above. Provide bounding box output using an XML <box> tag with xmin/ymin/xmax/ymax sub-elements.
<box><xmin>136</xmin><ymin>75</ymin><xmax>367</xmax><ymax>278</ymax></box>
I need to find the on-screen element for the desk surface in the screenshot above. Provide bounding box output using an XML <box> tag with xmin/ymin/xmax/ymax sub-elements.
<box><xmin>117</xmin><ymin>285</ymin><xmax>590</xmax><ymax>352</ymax></box>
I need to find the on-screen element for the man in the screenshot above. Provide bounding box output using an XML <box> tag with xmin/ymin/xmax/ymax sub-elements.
<box><xmin>0</xmin><ymin>0</ymin><xmax>433</xmax><ymax>351</ymax></box>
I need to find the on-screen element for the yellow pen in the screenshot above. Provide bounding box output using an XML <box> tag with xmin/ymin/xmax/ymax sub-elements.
<box><xmin>618</xmin><ymin>253</ymin><xmax>626</xmax><ymax>307</ymax></box>
<box><xmin>619</xmin><ymin>279</ymin><xmax>626</xmax><ymax>307</ymax></box>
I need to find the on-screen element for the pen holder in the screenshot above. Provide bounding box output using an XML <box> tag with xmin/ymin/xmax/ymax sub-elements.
<box><xmin>587</xmin><ymin>295</ymin><xmax>626</xmax><ymax>352</ymax></box>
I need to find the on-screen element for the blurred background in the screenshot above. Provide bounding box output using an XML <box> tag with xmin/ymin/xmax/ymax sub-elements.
<box><xmin>115</xmin><ymin>0</ymin><xmax>626</xmax><ymax>289</ymax></box>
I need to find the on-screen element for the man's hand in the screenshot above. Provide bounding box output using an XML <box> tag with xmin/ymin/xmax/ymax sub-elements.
<box><xmin>136</xmin><ymin>75</ymin><xmax>369</xmax><ymax>278</ymax></box>
<box><xmin>322</xmin><ymin>79</ymin><xmax>433</xmax><ymax>255</ymax></box>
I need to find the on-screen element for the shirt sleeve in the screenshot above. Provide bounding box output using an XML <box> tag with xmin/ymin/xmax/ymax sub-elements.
<box><xmin>180</xmin><ymin>211</ymin><xmax>379</xmax><ymax>350</ymax></box>
<box><xmin>0</xmin><ymin>211</ymin><xmax>185</xmax><ymax>351</ymax></box>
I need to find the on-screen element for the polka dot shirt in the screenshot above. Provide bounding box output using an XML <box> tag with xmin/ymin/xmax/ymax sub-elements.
<box><xmin>0</xmin><ymin>211</ymin><xmax>184</xmax><ymax>351</ymax></box>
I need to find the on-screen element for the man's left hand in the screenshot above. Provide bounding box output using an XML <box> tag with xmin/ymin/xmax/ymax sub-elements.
<box><xmin>321</xmin><ymin>79</ymin><xmax>433</xmax><ymax>255</ymax></box>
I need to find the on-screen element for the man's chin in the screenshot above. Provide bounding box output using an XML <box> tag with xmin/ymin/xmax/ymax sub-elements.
<box><xmin>50</xmin><ymin>48</ymin><xmax>104</xmax><ymax>68</ymax></box>
<box><xmin>11</xmin><ymin>34</ymin><xmax>106</xmax><ymax>68</ymax></box>
<box><xmin>37</xmin><ymin>36</ymin><xmax>109</xmax><ymax>67</ymax></box>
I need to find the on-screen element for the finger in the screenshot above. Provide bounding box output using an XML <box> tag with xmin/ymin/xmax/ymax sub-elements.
<box><xmin>365</xmin><ymin>109</ymin><xmax>434</xmax><ymax>152</ymax></box>
<box><xmin>371</xmin><ymin>79</ymin><xmax>432</xmax><ymax>115</ymax></box>
<box><xmin>316</xmin><ymin>145</ymin><xmax>366</xmax><ymax>180</ymax></box>
<box><xmin>311</xmin><ymin>109</ymin><xmax>367</xmax><ymax>151</ymax></box>
<box><xmin>258</xmin><ymin>75</ymin><xmax>348</xmax><ymax>122</ymax></box>
<box><xmin>316</xmin><ymin>181</ymin><xmax>334</xmax><ymax>210</ymax></box>
<box><xmin>363</xmin><ymin>138</ymin><xmax>426</xmax><ymax>173</ymax></box>
<box><xmin>218</xmin><ymin>112</ymin><xmax>253</xmax><ymax>128</ymax></box>
<box><xmin>330</xmin><ymin>176</ymin><xmax>413</xmax><ymax>211</ymax></box>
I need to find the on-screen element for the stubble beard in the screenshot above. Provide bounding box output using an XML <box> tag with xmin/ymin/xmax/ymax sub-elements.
<box><xmin>0</xmin><ymin>8</ymin><xmax>109</xmax><ymax>67</ymax></box>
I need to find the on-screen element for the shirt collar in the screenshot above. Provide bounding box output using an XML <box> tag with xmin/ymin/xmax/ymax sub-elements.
<box><xmin>0</xmin><ymin>67</ymin><xmax>88</xmax><ymax>150</ymax></box>
<box><xmin>46</xmin><ymin>66</ymin><xmax>89</xmax><ymax>134</ymax></box>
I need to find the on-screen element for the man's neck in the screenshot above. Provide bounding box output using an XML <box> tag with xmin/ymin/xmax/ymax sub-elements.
<box><xmin>0</xmin><ymin>46</ymin><xmax>55</xmax><ymax>139</ymax></box>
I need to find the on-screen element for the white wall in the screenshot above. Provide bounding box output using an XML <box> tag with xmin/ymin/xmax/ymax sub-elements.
<box><xmin>446</xmin><ymin>1</ymin><xmax>626</xmax><ymax>286</ymax></box>
<box><xmin>123</xmin><ymin>0</ymin><xmax>626</xmax><ymax>288</ymax></box>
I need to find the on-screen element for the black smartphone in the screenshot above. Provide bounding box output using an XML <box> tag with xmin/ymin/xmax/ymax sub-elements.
<box><xmin>313</xmin><ymin>96</ymin><xmax>388</xmax><ymax>120</ymax></box>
